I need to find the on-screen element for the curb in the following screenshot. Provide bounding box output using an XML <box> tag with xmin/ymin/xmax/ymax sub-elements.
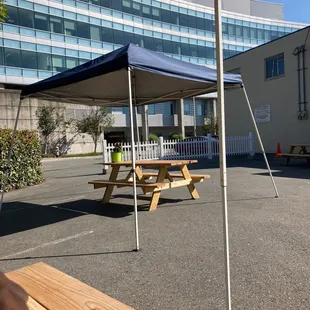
<box><xmin>42</xmin><ymin>155</ymin><xmax>103</xmax><ymax>162</ymax></box>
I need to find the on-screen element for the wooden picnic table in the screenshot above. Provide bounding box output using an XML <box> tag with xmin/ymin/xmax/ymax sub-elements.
<box><xmin>280</xmin><ymin>144</ymin><xmax>310</xmax><ymax>166</ymax></box>
<box><xmin>89</xmin><ymin>160</ymin><xmax>210</xmax><ymax>211</ymax></box>
<box><xmin>5</xmin><ymin>262</ymin><xmax>134</xmax><ymax>310</ymax></box>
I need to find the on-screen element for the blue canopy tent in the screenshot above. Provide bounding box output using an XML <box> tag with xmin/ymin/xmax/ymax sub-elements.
<box><xmin>20</xmin><ymin>43</ymin><xmax>242</xmax><ymax>105</ymax></box>
<box><xmin>0</xmin><ymin>40</ymin><xmax>278</xmax><ymax>309</ymax></box>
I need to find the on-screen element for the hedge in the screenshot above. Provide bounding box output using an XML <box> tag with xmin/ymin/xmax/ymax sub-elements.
<box><xmin>0</xmin><ymin>129</ymin><xmax>44</xmax><ymax>192</ymax></box>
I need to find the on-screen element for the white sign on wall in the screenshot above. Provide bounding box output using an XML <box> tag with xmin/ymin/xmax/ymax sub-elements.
<box><xmin>254</xmin><ymin>105</ymin><xmax>271</xmax><ymax>123</ymax></box>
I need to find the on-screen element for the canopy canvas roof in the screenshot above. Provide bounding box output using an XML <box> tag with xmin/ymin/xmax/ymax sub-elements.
<box><xmin>21</xmin><ymin>43</ymin><xmax>242</xmax><ymax>106</ymax></box>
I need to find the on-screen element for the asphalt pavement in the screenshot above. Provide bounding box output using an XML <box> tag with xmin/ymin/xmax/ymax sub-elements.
<box><xmin>1</xmin><ymin>156</ymin><xmax>310</xmax><ymax>309</ymax></box>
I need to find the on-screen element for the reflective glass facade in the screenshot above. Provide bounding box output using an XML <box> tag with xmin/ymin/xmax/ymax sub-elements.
<box><xmin>0</xmin><ymin>0</ymin><xmax>304</xmax><ymax>86</ymax></box>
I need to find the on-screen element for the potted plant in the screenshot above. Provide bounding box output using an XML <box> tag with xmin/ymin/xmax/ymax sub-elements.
<box><xmin>111</xmin><ymin>143</ymin><xmax>123</xmax><ymax>163</ymax></box>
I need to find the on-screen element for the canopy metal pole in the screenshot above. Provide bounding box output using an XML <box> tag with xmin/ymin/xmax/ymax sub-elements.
<box><xmin>242</xmin><ymin>86</ymin><xmax>279</xmax><ymax>198</ymax></box>
<box><xmin>132</xmin><ymin>73</ymin><xmax>141</xmax><ymax>159</ymax></box>
<box><xmin>134</xmin><ymin>105</ymin><xmax>141</xmax><ymax>159</ymax></box>
<box><xmin>214</xmin><ymin>1</ymin><xmax>231</xmax><ymax>310</ymax></box>
<box><xmin>127</xmin><ymin>67</ymin><xmax>140</xmax><ymax>251</ymax></box>
<box><xmin>193</xmin><ymin>97</ymin><xmax>197</xmax><ymax>136</ymax></box>
<box><xmin>0</xmin><ymin>99</ymin><xmax>23</xmax><ymax>213</ymax></box>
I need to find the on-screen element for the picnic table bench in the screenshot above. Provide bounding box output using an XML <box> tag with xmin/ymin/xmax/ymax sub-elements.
<box><xmin>89</xmin><ymin>160</ymin><xmax>210</xmax><ymax>211</ymax></box>
<box><xmin>280</xmin><ymin>144</ymin><xmax>310</xmax><ymax>166</ymax></box>
<box><xmin>5</xmin><ymin>262</ymin><xmax>134</xmax><ymax>310</ymax></box>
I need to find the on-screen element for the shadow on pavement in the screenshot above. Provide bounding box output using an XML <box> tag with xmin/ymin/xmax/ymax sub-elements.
<box><xmin>0</xmin><ymin>199</ymin><xmax>136</xmax><ymax>237</ymax></box>
<box><xmin>253</xmin><ymin>168</ymin><xmax>310</xmax><ymax>180</ymax></box>
<box><xmin>54</xmin><ymin>172</ymin><xmax>104</xmax><ymax>179</ymax></box>
<box><xmin>112</xmin><ymin>194</ymin><xmax>185</xmax><ymax>205</ymax></box>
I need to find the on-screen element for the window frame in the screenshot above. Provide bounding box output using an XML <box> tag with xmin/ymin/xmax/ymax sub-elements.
<box><xmin>265</xmin><ymin>53</ymin><xmax>285</xmax><ymax>80</ymax></box>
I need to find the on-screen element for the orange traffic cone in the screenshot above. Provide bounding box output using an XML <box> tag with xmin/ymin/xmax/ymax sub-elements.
<box><xmin>275</xmin><ymin>142</ymin><xmax>282</xmax><ymax>158</ymax></box>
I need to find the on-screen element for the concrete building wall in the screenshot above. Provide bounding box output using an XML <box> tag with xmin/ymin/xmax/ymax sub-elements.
<box><xmin>250</xmin><ymin>0</ymin><xmax>284</xmax><ymax>21</ymax></box>
<box><xmin>224</xmin><ymin>27</ymin><xmax>310</xmax><ymax>153</ymax></box>
<box><xmin>0</xmin><ymin>89</ymin><xmax>104</xmax><ymax>154</ymax></box>
<box><xmin>186</xmin><ymin>0</ymin><xmax>284</xmax><ymax>20</ymax></box>
<box><xmin>224</xmin><ymin>0</ymin><xmax>251</xmax><ymax>16</ymax></box>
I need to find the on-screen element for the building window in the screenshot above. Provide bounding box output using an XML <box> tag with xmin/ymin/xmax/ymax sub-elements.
<box><xmin>4</xmin><ymin>48</ymin><xmax>21</xmax><ymax>67</ymax></box>
<box><xmin>6</xmin><ymin>6</ymin><xmax>18</xmax><ymax>24</ymax></box>
<box><xmin>184</xmin><ymin>100</ymin><xmax>191</xmax><ymax>115</ymax></box>
<box><xmin>37</xmin><ymin>53</ymin><xmax>52</xmax><ymax>71</ymax></box>
<box><xmin>21</xmin><ymin>50</ymin><xmax>37</xmax><ymax>69</ymax></box>
<box><xmin>148</xmin><ymin>104</ymin><xmax>155</xmax><ymax>115</ymax></box>
<box><xmin>0</xmin><ymin>47</ymin><xmax>3</xmax><ymax>66</ymax></box>
<box><xmin>50</xmin><ymin>17</ymin><xmax>63</xmax><ymax>34</ymax></box>
<box><xmin>76</xmin><ymin>21</ymin><xmax>90</xmax><ymax>39</ymax></box>
<box><xmin>265</xmin><ymin>53</ymin><xmax>284</xmax><ymax>79</ymax></box>
<box><xmin>102</xmin><ymin>27</ymin><xmax>113</xmax><ymax>42</ymax></box>
<box><xmin>52</xmin><ymin>55</ymin><xmax>65</xmax><ymax>72</ymax></box>
<box><xmin>19</xmin><ymin>9</ymin><xmax>34</xmax><ymax>28</ymax></box>
<box><xmin>163</xmin><ymin>101</ymin><xmax>173</xmax><ymax>115</ymax></box>
<box><xmin>66</xmin><ymin>57</ymin><xmax>78</xmax><ymax>69</ymax></box>
<box><xmin>195</xmin><ymin>99</ymin><xmax>204</xmax><ymax>116</ymax></box>
<box><xmin>122</xmin><ymin>107</ymin><xmax>129</xmax><ymax>114</ymax></box>
<box><xmin>90</xmin><ymin>25</ymin><xmax>101</xmax><ymax>41</ymax></box>
<box><xmin>64</xmin><ymin>20</ymin><xmax>76</xmax><ymax>36</ymax></box>
<box><xmin>34</xmin><ymin>13</ymin><xmax>49</xmax><ymax>31</ymax></box>
<box><xmin>196</xmin><ymin>103</ymin><xmax>202</xmax><ymax>116</ymax></box>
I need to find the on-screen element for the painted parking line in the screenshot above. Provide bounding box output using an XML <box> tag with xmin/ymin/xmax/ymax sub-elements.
<box><xmin>49</xmin><ymin>205</ymin><xmax>90</xmax><ymax>215</ymax></box>
<box><xmin>45</xmin><ymin>195</ymin><xmax>86</xmax><ymax>205</ymax></box>
<box><xmin>0</xmin><ymin>230</ymin><xmax>94</xmax><ymax>259</ymax></box>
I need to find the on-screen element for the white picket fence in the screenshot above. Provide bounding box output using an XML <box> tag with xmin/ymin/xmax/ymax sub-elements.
<box><xmin>103</xmin><ymin>132</ymin><xmax>254</xmax><ymax>165</ymax></box>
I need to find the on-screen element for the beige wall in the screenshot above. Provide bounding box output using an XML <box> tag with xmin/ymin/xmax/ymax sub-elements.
<box><xmin>224</xmin><ymin>27</ymin><xmax>310</xmax><ymax>153</ymax></box>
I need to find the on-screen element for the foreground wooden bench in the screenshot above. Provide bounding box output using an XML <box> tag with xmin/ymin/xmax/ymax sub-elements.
<box><xmin>5</xmin><ymin>262</ymin><xmax>134</xmax><ymax>310</ymax></box>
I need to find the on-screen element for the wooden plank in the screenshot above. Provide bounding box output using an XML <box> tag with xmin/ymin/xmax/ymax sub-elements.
<box><xmin>27</xmin><ymin>296</ymin><xmax>47</xmax><ymax>310</ymax></box>
<box><xmin>142</xmin><ymin>173</ymin><xmax>211</xmax><ymax>179</ymax></box>
<box><xmin>102</xmin><ymin>165</ymin><xmax>120</xmax><ymax>203</ymax></box>
<box><xmin>104</xmin><ymin>160</ymin><xmax>198</xmax><ymax>167</ymax></box>
<box><xmin>149</xmin><ymin>166</ymin><xmax>167</xmax><ymax>211</ymax></box>
<box><xmin>135</xmin><ymin>166</ymin><xmax>148</xmax><ymax>194</ymax></box>
<box><xmin>289</xmin><ymin>144</ymin><xmax>310</xmax><ymax>147</ymax></box>
<box><xmin>156</xmin><ymin>179</ymin><xmax>192</xmax><ymax>190</ymax></box>
<box><xmin>280</xmin><ymin>153</ymin><xmax>310</xmax><ymax>157</ymax></box>
<box><xmin>180</xmin><ymin>165</ymin><xmax>200</xmax><ymax>200</ymax></box>
<box><xmin>89</xmin><ymin>180</ymin><xmax>158</xmax><ymax>188</ymax></box>
<box><xmin>6</xmin><ymin>262</ymin><xmax>134</xmax><ymax>310</ymax></box>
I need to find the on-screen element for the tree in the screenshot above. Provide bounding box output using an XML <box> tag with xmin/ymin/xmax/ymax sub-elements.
<box><xmin>0</xmin><ymin>0</ymin><xmax>7</xmax><ymax>22</ymax></box>
<box><xmin>202</xmin><ymin>112</ymin><xmax>218</xmax><ymax>136</ymax></box>
<box><xmin>75</xmin><ymin>107</ymin><xmax>114</xmax><ymax>153</ymax></box>
<box><xmin>36</xmin><ymin>106</ymin><xmax>65</xmax><ymax>154</ymax></box>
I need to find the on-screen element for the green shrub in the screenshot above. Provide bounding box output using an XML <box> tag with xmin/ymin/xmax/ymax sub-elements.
<box><xmin>170</xmin><ymin>133</ymin><xmax>184</xmax><ymax>140</ymax></box>
<box><xmin>149</xmin><ymin>133</ymin><xmax>159</xmax><ymax>142</ymax></box>
<box><xmin>0</xmin><ymin>129</ymin><xmax>44</xmax><ymax>192</ymax></box>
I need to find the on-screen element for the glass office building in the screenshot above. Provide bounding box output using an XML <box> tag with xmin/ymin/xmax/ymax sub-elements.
<box><xmin>1</xmin><ymin>0</ymin><xmax>305</xmax><ymax>85</ymax></box>
<box><xmin>0</xmin><ymin>0</ymin><xmax>305</xmax><ymax>139</ymax></box>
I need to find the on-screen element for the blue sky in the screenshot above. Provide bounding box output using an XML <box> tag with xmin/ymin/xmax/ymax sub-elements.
<box><xmin>266</xmin><ymin>0</ymin><xmax>310</xmax><ymax>24</ymax></box>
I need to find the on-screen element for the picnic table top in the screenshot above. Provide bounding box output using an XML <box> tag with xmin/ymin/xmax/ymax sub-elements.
<box><xmin>105</xmin><ymin>159</ymin><xmax>198</xmax><ymax>167</ymax></box>
<box><xmin>289</xmin><ymin>144</ymin><xmax>310</xmax><ymax>147</ymax></box>
<box><xmin>5</xmin><ymin>262</ymin><xmax>134</xmax><ymax>310</ymax></box>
